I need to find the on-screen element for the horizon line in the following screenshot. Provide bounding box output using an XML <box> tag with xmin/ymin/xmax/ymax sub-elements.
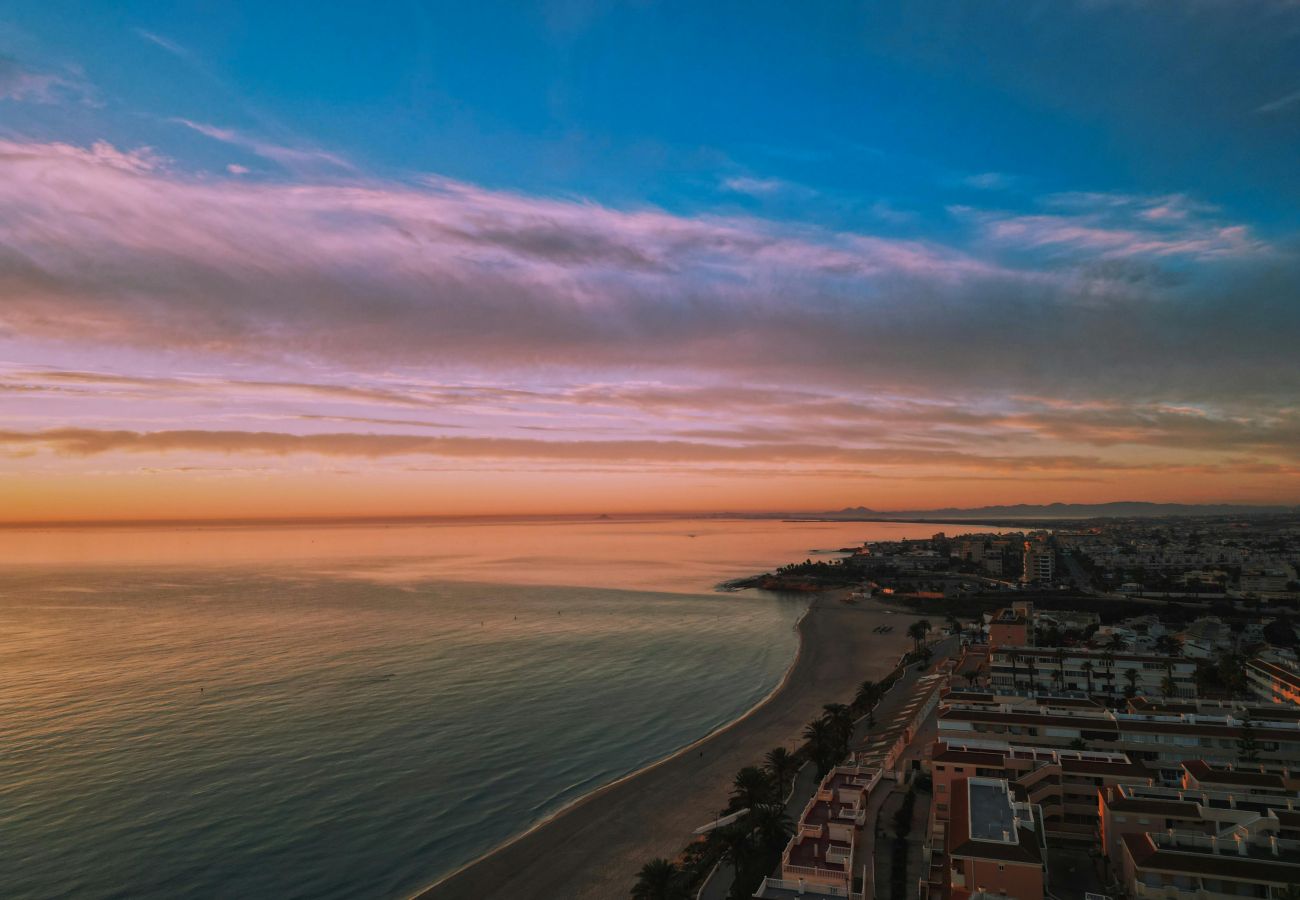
<box><xmin>1</xmin><ymin>499</ymin><xmax>1294</xmax><ymax>530</ymax></box>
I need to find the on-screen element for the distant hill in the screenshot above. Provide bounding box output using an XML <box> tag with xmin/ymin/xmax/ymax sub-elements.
<box><xmin>812</xmin><ymin>501</ymin><xmax>1298</xmax><ymax>520</ymax></box>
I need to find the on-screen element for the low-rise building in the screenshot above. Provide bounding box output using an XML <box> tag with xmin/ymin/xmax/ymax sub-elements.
<box><xmin>938</xmin><ymin>698</ymin><xmax>1300</xmax><ymax>769</ymax></box>
<box><xmin>1248</xmin><ymin>657</ymin><xmax>1300</xmax><ymax>707</ymax></box>
<box><xmin>988</xmin><ymin>604</ymin><xmax>1032</xmax><ymax>650</ymax></box>
<box><xmin>988</xmin><ymin>646</ymin><xmax>1196</xmax><ymax>698</ymax></box>
<box><xmin>930</xmin><ymin>738</ymin><xmax>1150</xmax><ymax>843</ymax></box>
<box><xmin>922</xmin><ymin>777</ymin><xmax>1047</xmax><ymax>900</ymax></box>
<box><xmin>1117</xmin><ymin>827</ymin><xmax>1300</xmax><ymax>899</ymax></box>
<box><xmin>765</xmin><ymin>765</ymin><xmax>880</xmax><ymax>898</ymax></box>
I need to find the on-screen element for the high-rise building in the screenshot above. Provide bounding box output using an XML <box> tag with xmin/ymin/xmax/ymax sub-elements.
<box><xmin>1022</xmin><ymin>542</ymin><xmax>1055</xmax><ymax>583</ymax></box>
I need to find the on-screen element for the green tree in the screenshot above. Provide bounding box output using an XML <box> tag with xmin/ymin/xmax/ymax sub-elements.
<box><xmin>908</xmin><ymin>619</ymin><xmax>932</xmax><ymax>652</ymax></box>
<box><xmin>822</xmin><ymin>703</ymin><xmax>855</xmax><ymax>756</ymax></box>
<box><xmin>1154</xmin><ymin>634</ymin><xmax>1183</xmax><ymax>656</ymax></box>
<box><xmin>853</xmin><ymin>678</ymin><xmax>878</xmax><ymax>712</ymax></box>
<box><xmin>1082</xmin><ymin>660</ymin><xmax>1094</xmax><ymax>694</ymax></box>
<box><xmin>749</xmin><ymin>802</ymin><xmax>794</xmax><ymax>857</ymax></box>
<box><xmin>1100</xmin><ymin>647</ymin><xmax>1117</xmax><ymax>692</ymax></box>
<box><xmin>631</xmin><ymin>858</ymin><xmax>687</xmax><ymax>900</ymax></box>
<box><xmin>803</xmin><ymin>718</ymin><xmax>841</xmax><ymax>779</ymax></box>
<box><xmin>764</xmin><ymin>747</ymin><xmax>799</xmax><ymax>802</ymax></box>
<box><xmin>1238</xmin><ymin>716</ymin><xmax>1261</xmax><ymax>762</ymax></box>
<box><xmin>1124</xmin><ymin>667</ymin><xmax>1139</xmax><ymax>698</ymax></box>
<box><xmin>730</xmin><ymin>765</ymin><xmax>774</xmax><ymax>812</ymax></box>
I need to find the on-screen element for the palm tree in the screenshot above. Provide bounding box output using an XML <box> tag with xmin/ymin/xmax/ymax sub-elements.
<box><xmin>1100</xmin><ymin>647</ymin><xmax>1116</xmax><ymax>692</ymax></box>
<box><xmin>1124</xmin><ymin>667</ymin><xmax>1139</xmax><ymax>698</ymax></box>
<box><xmin>749</xmin><ymin>802</ymin><xmax>795</xmax><ymax>856</ymax></box>
<box><xmin>803</xmin><ymin>718</ymin><xmax>840</xmax><ymax>778</ymax></box>
<box><xmin>853</xmin><ymin>679</ymin><xmax>879</xmax><ymax>720</ymax></box>
<box><xmin>711</xmin><ymin>822</ymin><xmax>753</xmax><ymax>881</ymax></box>
<box><xmin>1108</xmin><ymin>633</ymin><xmax>1130</xmax><ymax>653</ymax></box>
<box><xmin>822</xmin><ymin>703</ymin><xmax>855</xmax><ymax>755</ymax></box>
<box><xmin>1082</xmin><ymin>660</ymin><xmax>1095</xmax><ymax>694</ymax></box>
<box><xmin>946</xmin><ymin>614</ymin><xmax>962</xmax><ymax>636</ymax></box>
<box><xmin>908</xmin><ymin>619</ymin><xmax>931</xmax><ymax>652</ymax></box>
<box><xmin>1154</xmin><ymin>634</ymin><xmax>1183</xmax><ymax>657</ymax></box>
<box><xmin>765</xmin><ymin>747</ymin><xmax>799</xmax><ymax>802</ymax></box>
<box><xmin>731</xmin><ymin>765</ymin><xmax>774</xmax><ymax>811</ymax></box>
<box><xmin>1053</xmin><ymin>647</ymin><xmax>1066</xmax><ymax>690</ymax></box>
<box><xmin>631</xmin><ymin>858</ymin><xmax>686</xmax><ymax>900</ymax></box>
<box><xmin>1161</xmin><ymin>673</ymin><xmax>1176</xmax><ymax>697</ymax></box>
<box><xmin>1026</xmin><ymin>654</ymin><xmax>1039</xmax><ymax>692</ymax></box>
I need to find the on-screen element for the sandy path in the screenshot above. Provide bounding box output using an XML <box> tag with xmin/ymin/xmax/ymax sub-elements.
<box><xmin>414</xmin><ymin>595</ymin><xmax>919</xmax><ymax>900</ymax></box>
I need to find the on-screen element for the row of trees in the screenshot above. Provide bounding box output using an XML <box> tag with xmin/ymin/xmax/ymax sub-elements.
<box><xmin>632</xmin><ymin>618</ymin><xmax>935</xmax><ymax>899</ymax></box>
<box><xmin>631</xmin><ymin>753</ymin><xmax>797</xmax><ymax>900</ymax></box>
<box><xmin>632</xmin><ymin>663</ymin><xmax>910</xmax><ymax>899</ymax></box>
<box><xmin>1003</xmin><ymin>632</ymin><xmax>1187</xmax><ymax>698</ymax></box>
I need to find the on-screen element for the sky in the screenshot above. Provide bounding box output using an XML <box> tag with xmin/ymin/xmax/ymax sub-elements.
<box><xmin>1</xmin><ymin>0</ymin><xmax>1299</xmax><ymax>521</ymax></box>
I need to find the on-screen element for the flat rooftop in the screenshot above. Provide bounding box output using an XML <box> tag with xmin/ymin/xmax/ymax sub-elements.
<box><xmin>969</xmin><ymin>779</ymin><xmax>1019</xmax><ymax>844</ymax></box>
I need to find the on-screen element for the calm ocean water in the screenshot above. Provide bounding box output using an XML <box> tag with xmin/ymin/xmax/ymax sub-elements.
<box><xmin>0</xmin><ymin>518</ymin><xmax>959</xmax><ymax>899</ymax></box>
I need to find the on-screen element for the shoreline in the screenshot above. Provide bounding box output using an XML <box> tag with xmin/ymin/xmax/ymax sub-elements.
<box><xmin>412</xmin><ymin>592</ymin><xmax>918</xmax><ymax>900</ymax></box>
<box><xmin>408</xmin><ymin>597</ymin><xmax>816</xmax><ymax>899</ymax></box>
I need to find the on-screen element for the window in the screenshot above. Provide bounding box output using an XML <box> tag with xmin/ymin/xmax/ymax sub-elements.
<box><xmin>998</xmin><ymin>864</ymin><xmax>1005</xmax><ymax>872</ymax></box>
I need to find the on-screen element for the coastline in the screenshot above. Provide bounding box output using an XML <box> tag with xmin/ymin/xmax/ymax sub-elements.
<box><xmin>412</xmin><ymin>592</ymin><xmax>918</xmax><ymax>900</ymax></box>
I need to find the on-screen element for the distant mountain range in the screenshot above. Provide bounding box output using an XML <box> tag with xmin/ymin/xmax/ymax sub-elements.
<box><xmin>810</xmin><ymin>501</ymin><xmax>1299</xmax><ymax>520</ymax></box>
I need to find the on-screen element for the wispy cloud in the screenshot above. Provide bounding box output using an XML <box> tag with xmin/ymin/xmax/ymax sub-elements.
<box><xmin>132</xmin><ymin>28</ymin><xmax>192</xmax><ymax>59</ymax></box>
<box><xmin>957</xmin><ymin>190</ymin><xmax>1268</xmax><ymax>260</ymax></box>
<box><xmin>171</xmin><ymin>118</ymin><xmax>354</xmax><ymax>173</ymax></box>
<box><xmin>963</xmin><ymin>172</ymin><xmax>1015</xmax><ymax>190</ymax></box>
<box><xmin>0</xmin><ymin>426</ymin><xmax>1258</xmax><ymax>477</ymax></box>
<box><xmin>720</xmin><ymin>174</ymin><xmax>816</xmax><ymax>199</ymax></box>
<box><xmin>1256</xmin><ymin>87</ymin><xmax>1300</xmax><ymax>113</ymax></box>
<box><xmin>0</xmin><ymin>55</ymin><xmax>92</xmax><ymax>104</ymax></box>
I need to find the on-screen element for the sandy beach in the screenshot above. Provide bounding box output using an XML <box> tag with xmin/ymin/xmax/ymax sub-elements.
<box><xmin>414</xmin><ymin>594</ymin><xmax>921</xmax><ymax>900</ymax></box>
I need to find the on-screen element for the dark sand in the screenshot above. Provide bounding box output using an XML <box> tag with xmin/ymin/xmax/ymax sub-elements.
<box><xmin>414</xmin><ymin>595</ymin><xmax>919</xmax><ymax>900</ymax></box>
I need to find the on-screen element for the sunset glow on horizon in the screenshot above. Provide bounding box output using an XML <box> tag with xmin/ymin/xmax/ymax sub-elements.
<box><xmin>3</xmin><ymin>1</ymin><xmax>1299</xmax><ymax>522</ymax></box>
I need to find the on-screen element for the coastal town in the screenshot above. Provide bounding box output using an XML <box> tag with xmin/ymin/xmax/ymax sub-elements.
<box><xmin>633</xmin><ymin>514</ymin><xmax>1300</xmax><ymax>900</ymax></box>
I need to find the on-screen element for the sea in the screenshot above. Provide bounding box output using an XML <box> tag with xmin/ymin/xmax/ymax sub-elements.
<box><xmin>0</xmin><ymin>517</ymin><xmax>961</xmax><ymax>899</ymax></box>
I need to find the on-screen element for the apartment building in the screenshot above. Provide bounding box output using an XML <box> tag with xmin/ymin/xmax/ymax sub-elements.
<box><xmin>930</xmin><ymin>738</ymin><xmax>1151</xmax><ymax>843</ymax></box>
<box><xmin>1099</xmin><ymin>780</ymin><xmax>1300</xmax><ymax>866</ymax></box>
<box><xmin>1128</xmin><ymin>695</ymin><xmax>1300</xmax><ymax>725</ymax></box>
<box><xmin>1117</xmin><ymin>827</ymin><xmax>1300</xmax><ymax>899</ymax></box>
<box><xmin>1022</xmin><ymin>543</ymin><xmax>1055</xmax><ymax>584</ymax></box>
<box><xmin>1180</xmin><ymin>759</ymin><xmax>1300</xmax><ymax>796</ymax></box>
<box><xmin>921</xmin><ymin>777</ymin><xmax>1047</xmax><ymax>900</ymax></box>
<box><xmin>1247</xmin><ymin>657</ymin><xmax>1300</xmax><ymax>707</ymax></box>
<box><xmin>988</xmin><ymin>646</ymin><xmax>1197</xmax><ymax>698</ymax></box>
<box><xmin>938</xmin><ymin>699</ymin><xmax>1300</xmax><ymax>768</ymax></box>
<box><xmin>757</xmin><ymin>765</ymin><xmax>880</xmax><ymax>900</ymax></box>
<box><xmin>988</xmin><ymin>606</ymin><xmax>1031</xmax><ymax>650</ymax></box>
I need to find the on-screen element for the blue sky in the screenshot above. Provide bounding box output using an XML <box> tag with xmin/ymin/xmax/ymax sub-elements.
<box><xmin>1</xmin><ymin>1</ymin><xmax>1299</xmax><ymax>518</ymax></box>
<box><xmin>7</xmin><ymin>0</ymin><xmax>1299</xmax><ymax>225</ymax></box>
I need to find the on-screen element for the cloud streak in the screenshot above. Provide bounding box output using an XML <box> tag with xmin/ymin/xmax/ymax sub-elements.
<box><xmin>1</xmin><ymin>138</ymin><xmax>1296</xmax><ymax>412</ymax></box>
<box><xmin>3</xmin><ymin>426</ymin><xmax>1277</xmax><ymax>478</ymax></box>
